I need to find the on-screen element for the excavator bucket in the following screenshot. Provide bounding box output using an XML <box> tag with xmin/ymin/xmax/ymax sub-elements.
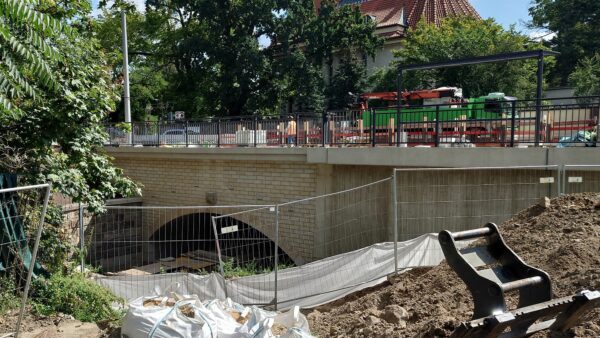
<box><xmin>439</xmin><ymin>223</ymin><xmax>600</xmax><ymax>338</ymax></box>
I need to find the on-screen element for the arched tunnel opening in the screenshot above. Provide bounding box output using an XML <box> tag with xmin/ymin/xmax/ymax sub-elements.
<box><xmin>149</xmin><ymin>213</ymin><xmax>293</xmax><ymax>273</ymax></box>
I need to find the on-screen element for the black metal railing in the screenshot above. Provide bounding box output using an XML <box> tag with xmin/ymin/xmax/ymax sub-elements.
<box><xmin>104</xmin><ymin>96</ymin><xmax>599</xmax><ymax>148</ymax></box>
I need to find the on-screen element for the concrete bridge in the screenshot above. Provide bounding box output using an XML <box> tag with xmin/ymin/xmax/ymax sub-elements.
<box><xmin>90</xmin><ymin>147</ymin><xmax>600</xmax><ymax>271</ymax></box>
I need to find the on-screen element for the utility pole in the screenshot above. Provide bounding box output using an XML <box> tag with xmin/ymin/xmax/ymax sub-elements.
<box><xmin>121</xmin><ymin>11</ymin><xmax>132</xmax><ymax>144</ymax></box>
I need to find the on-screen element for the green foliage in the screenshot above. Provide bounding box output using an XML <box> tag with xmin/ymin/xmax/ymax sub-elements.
<box><xmin>36</xmin><ymin>205</ymin><xmax>72</xmax><ymax>273</ymax></box>
<box><xmin>94</xmin><ymin>0</ymin><xmax>381</xmax><ymax>117</ymax></box>
<box><xmin>275</xmin><ymin>0</ymin><xmax>382</xmax><ymax>111</ymax></box>
<box><xmin>220</xmin><ymin>259</ymin><xmax>294</xmax><ymax>279</ymax></box>
<box><xmin>371</xmin><ymin>17</ymin><xmax>551</xmax><ymax>99</ymax></box>
<box><xmin>327</xmin><ymin>55</ymin><xmax>368</xmax><ymax>109</ymax></box>
<box><xmin>1</xmin><ymin>22</ymin><xmax>140</xmax><ymax>212</ymax></box>
<box><xmin>32</xmin><ymin>273</ymin><xmax>123</xmax><ymax>323</ymax></box>
<box><xmin>530</xmin><ymin>0</ymin><xmax>600</xmax><ymax>85</ymax></box>
<box><xmin>0</xmin><ymin>275</ymin><xmax>20</xmax><ymax>315</ymax></box>
<box><xmin>0</xmin><ymin>0</ymin><xmax>67</xmax><ymax>116</ymax></box>
<box><xmin>569</xmin><ymin>53</ymin><xmax>600</xmax><ymax>97</ymax></box>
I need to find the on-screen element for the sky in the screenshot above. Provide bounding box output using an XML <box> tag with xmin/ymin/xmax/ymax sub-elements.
<box><xmin>470</xmin><ymin>0</ymin><xmax>534</xmax><ymax>33</ymax></box>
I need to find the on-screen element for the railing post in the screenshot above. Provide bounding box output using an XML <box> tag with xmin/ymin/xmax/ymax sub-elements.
<box><xmin>274</xmin><ymin>205</ymin><xmax>280</xmax><ymax>310</ymax></box>
<box><xmin>371</xmin><ymin>108</ymin><xmax>376</xmax><ymax>147</ymax></box>
<box><xmin>435</xmin><ymin>105</ymin><xmax>440</xmax><ymax>147</ymax></box>
<box><xmin>510</xmin><ymin>100</ymin><xmax>517</xmax><ymax>147</ymax></box>
<box><xmin>396</xmin><ymin>71</ymin><xmax>403</xmax><ymax>147</ymax></box>
<box><xmin>596</xmin><ymin>96</ymin><xmax>600</xmax><ymax>148</ymax></box>
<box><xmin>217</xmin><ymin>119</ymin><xmax>221</xmax><ymax>148</ymax></box>
<box><xmin>535</xmin><ymin>50</ymin><xmax>544</xmax><ymax>147</ymax></box>
<box><xmin>130</xmin><ymin>122</ymin><xmax>135</xmax><ymax>146</ymax></box>
<box><xmin>321</xmin><ymin>112</ymin><xmax>327</xmax><ymax>147</ymax></box>
<box><xmin>185</xmin><ymin>120</ymin><xmax>189</xmax><ymax>147</ymax></box>
<box><xmin>295</xmin><ymin>114</ymin><xmax>299</xmax><ymax>147</ymax></box>
<box><xmin>156</xmin><ymin>121</ymin><xmax>160</xmax><ymax>146</ymax></box>
<box><xmin>254</xmin><ymin>117</ymin><xmax>258</xmax><ymax>147</ymax></box>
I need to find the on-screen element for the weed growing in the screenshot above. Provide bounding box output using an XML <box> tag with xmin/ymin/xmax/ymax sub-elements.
<box><xmin>0</xmin><ymin>275</ymin><xmax>21</xmax><ymax>315</ymax></box>
<box><xmin>31</xmin><ymin>273</ymin><xmax>123</xmax><ymax>323</ymax></box>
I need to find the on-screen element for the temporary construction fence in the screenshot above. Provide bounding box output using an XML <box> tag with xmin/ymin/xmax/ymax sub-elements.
<box><xmin>562</xmin><ymin>165</ymin><xmax>600</xmax><ymax>194</ymax></box>
<box><xmin>84</xmin><ymin>165</ymin><xmax>600</xmax><ymax>310</ymax></box>
<box><xmin>0</xmin><ymin>178</ymin><xmax>51</xmax><ymax>338</ymax></box>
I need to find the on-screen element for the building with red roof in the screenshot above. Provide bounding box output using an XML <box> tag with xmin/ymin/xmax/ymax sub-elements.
<box><xmin>319</xmin><ymin>0</ymin><xmax>480</xmax><ymax>75</ymax></box>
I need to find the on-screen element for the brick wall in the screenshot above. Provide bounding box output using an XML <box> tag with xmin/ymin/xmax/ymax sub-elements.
<box><xmin>113</xmin><ymin>157</ymin><xmax>319</xmax><ymax>263</ymax></box>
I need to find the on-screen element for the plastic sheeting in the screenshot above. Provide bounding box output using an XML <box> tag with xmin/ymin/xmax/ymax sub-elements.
<box><xmin>94</xmin><ymin>233</ymin><xmax>457</xmax><ymax>310</ymax></box>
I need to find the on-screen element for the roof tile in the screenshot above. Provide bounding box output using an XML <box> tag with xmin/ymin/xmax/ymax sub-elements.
<box><xmin>334</xmin><ymin>0</ymin><xmax>480</xmax><ymax>29</ymax></box>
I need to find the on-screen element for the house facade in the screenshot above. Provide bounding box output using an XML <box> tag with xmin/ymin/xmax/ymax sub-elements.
<box><xmin>318</xmin><ymin>0</ymin><xmax>481</xmax><ymax>76</ymax></box>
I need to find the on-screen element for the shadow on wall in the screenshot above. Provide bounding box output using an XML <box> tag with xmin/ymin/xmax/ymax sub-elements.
<box><xmin>86</xmin><ymin>210</ymin><xmax>294</xmax><ymax>274</ymax></box>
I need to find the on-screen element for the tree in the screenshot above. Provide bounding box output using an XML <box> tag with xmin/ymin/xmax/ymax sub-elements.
<box><xmin>327</xmin><ymin>55</ymin><xmax>368</xmax><ymax>109</ymax></box>
<box><xmin>569</xmin><ymin>53</ymin><xmax>600</xmax><ymax>97</ymax></box>
<box><xmin>274</xmin><ymin>0</ymin><xmax>382</xmax><ymax>111</ymax></box>
<box><xmin>94</xmin><ymin>0</ymin><xmax>382</xmax><ymax>117</ymax></box>
<box><xmin>0</xmin><ymin>1</ymin><xmax>139</xmax><ymax>212</ymax></box>
<box><xmin>0</xmin><ymin>0</ymin><xmax>67</xmax><ymax>115</ymax></box>
<box><xmin>530</xmin><ymin>0</ymin><xmax>600</xmax><ymax>85</ymax></box>
<box><xmin>371</xmin><ymin>17</ymin><xmax>550</xmax><ymax>100</ymax></box>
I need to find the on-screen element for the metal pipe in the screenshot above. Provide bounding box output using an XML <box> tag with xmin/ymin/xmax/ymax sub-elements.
<box><xmin>121</xmin><ymin>11</ymin><xmax>132</xmax><ymax>145</ymax></box>
<box><xmin>535</xmin><ymin>51</ymin><xmax>544</xmax><ymax>147</ymax></box>
<box><xmin>254</xmin><ymin>117</ymin><xmax>258</xmax><ymax>147</ymax></box>
<box><xmin>371</xmin><ymin>108</ymin><xmax>376</xmax><ymax>147</ymax></box>
<box><xmin>79</xmin><ymin>203</ymin><xmax>84</xmax><ymax>273</ymax></box>
<box><xmin>295</xmin><ymin>114</ymin><xmax>299</xmax><ymax>147</ymax></box>
<box><xmin>501</xmin><ymin>276</ymin><xmax>543</xmax><ymax>292</ymax></box>
<box><xmin>396</xmin><ymin>71</ymin><xmax>402</xmax><ymax>147</ymax></box>
<box><xmin>451</xmin><ymin>227</ymin><xmax>492</xmax><ymax>241</ymax></box>
<box><xmin>273</xmin><ymin>205</ymin><xmax>280</xmax><ymax>310</ymax></box>
<box><xmin>435</xmin><ymin>105</ymin><xmax>440</xmax><ymax>147</ymax></box>
<box><xmin>510</xmin><ymin>100</ymin><xmax>517</xmax><ymax>147</ymax></box>
<box><xmin>210</xmin><ymin>216</ymin><xmax>227</xmax><ymax>298</ymax></box>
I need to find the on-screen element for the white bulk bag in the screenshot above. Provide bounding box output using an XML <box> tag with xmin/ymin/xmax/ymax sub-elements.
<box><xmin>121</xmin><ymin>297</ymin><xmax>217</xmax><ymax>338</ymax></box>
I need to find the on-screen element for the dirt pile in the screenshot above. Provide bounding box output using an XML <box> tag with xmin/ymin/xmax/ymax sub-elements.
<box><xmin>306</xmin><ymin>193</ymin><xmax>600</xmax><ymax>337</ymax></box>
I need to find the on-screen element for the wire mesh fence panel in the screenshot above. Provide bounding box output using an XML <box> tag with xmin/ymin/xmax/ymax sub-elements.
<box><xmin>0</xmin><ymin>179</ymin><xmax>50</xmax><ymax>337</ymax></box>
<box><xmin>273</xmin><ymin>178</ymin><xmax>392</xmax><ymax>306</ymax></box>
<box><xmin>210</xmin><ymin>206</ymin><xmax>279</xmax><ymax>306</ymax></box>
<box><xmin>563</xmin><ymin>165</ymin><xmax>600</xmax><ymax>195</ymax></box>
<box><xmin>394</xmin><ymin>166</ymin><xmax>560</xmax><ymax>239</ymax></box>
<box><xmin>84</xmin><ymin>205</ymin><xmax>269</xmax><ymax>301</ymax></box>
<box><xmin>393</xmin><ymin>166</ymin><xmax>561</xmax><ymax>272</ymax></box>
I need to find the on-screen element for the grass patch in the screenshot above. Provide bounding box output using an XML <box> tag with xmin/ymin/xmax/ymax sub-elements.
<box><xmin>221</xmin><ymin>259</ymin><xmax>294</xmax><ymax>278</ymax></box>
<box><xmin>31</xmin><ymin>273</ymin><xmax>123</xmax><ymax>323</ymax></box>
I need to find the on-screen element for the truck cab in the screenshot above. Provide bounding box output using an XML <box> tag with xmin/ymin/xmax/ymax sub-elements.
<box><xmin>470</xmin><ymin>92</ymin><xmax>518</xmax><ymax>119</ymax></box>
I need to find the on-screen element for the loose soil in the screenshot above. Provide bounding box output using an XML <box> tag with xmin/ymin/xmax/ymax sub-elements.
<box><xmin>0</xmin><ymin>310</ymin><xmax>117</xmax><ymax>338</ymax></box>
<box><xmin>306</xmin><ymin>193</ymin><xmax>600</xmax><ymax>337</ymax></box>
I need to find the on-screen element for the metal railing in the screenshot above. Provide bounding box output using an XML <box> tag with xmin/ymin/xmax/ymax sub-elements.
<box><xmin>104</xmin><ymin>96</ymin><xmax>599</xmax><ymax>148</ymax></box>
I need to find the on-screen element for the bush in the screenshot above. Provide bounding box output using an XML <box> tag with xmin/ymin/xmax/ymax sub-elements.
<box><xmin>220</xmin><ymin>259</ymin><xmax>294</xmax><ymax>279</ymax></box>
<box><xmin>0</xmin><ymin>275</ymin><xmax>21</xmax><ymax>315</ymax></box>
<box><xmin>31</xmin><ymin>273</ymin><xmax>123</xmax><ymax>323</ymax></box>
